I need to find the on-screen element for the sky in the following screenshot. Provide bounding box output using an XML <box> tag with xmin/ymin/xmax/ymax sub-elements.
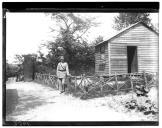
<box><xmin>6</xmin><ymin>13</ymin><xmax>158</xmax><ymax>64</ymax></box>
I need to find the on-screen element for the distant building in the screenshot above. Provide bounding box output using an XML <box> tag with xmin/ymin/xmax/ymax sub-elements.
<box><xmin>23</xmin><ymin>55</ymin><xmax>36</xmax><ymax>81</ymax></box>
<box><xmin>95</xmin><ymin>22</ymin><xmax>158</xmax><ymax>75</ymax></box>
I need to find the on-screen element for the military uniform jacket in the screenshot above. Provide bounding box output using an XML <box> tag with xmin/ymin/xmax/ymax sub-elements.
<box><xmin>56</xmin><ymin>62</ymin><xmax>69</xmax><ymax>78</ymax></box>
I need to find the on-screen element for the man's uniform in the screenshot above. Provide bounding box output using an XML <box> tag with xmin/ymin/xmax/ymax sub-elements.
<box><xmin>56</xmin><ymin>62</ymin><xmax>69</xmax><ymax>92</ymax></box>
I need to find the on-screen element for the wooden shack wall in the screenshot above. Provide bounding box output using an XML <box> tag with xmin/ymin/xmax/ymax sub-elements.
<box><xmin>95</xmin><ymin>42</ymin><xmax>109</xmax><ymax>75</ymax></box>
<box><xmin>110</xmin><ymin>43</ymin><xmax>128</xmax><ymax>74</ymax></box>
<box><xmin>109</xmin><ymin>24</ymin><xmax>158</xmax><ymax>74</ymax></box>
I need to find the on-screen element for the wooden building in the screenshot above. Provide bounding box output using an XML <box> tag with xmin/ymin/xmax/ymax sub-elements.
<box><xmin>95</xmin><ymin>22</ymin><xmax>158</xmax><ymax>75</ymax></box>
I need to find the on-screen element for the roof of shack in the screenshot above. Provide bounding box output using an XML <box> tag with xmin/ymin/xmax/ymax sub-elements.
<box><xmin>95</xmin><ymin>21</ymin><xmax>158</xmax><ymax>47</ymax></box>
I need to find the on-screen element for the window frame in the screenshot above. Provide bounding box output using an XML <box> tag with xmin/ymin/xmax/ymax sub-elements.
<box><xmin>98</xmin><ymin>63</ymin><xmax>106</xmax><ymax>71</ymax></box>
<box><xmin>100</xmin><ymin>44</ymin><xmax>105</xmax><ymax>54</ymax></box>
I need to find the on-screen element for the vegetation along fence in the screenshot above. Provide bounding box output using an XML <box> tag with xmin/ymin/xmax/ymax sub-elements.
<box><xmin>34</xmin><ymin>72</ymin><xmax>158</xmax><ymax>97</ymax></box>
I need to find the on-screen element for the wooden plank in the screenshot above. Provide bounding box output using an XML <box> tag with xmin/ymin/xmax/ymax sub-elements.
<box><xmin>115</xmin><ymin>73</ymin><xmax>118</xmax><ymax>94</ymax></box>
<box><xmin>111</xmin><ymin>56</ymin><xmax>127</xmax><ymax>59</ymax></box>
<box><xmin>108</xmin><ymin>42</ymin><xmax>111</xmax><ymax>74</ymax></box>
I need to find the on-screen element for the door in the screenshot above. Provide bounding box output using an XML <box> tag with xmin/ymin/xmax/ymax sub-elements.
<box><xmin>127</xmin><ymin>46</ymin><xmax>138</xmax><ymax>73</ymax></box>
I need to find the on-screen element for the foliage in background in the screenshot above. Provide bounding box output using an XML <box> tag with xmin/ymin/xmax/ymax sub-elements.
<box><xmin>6</xmin><ymin>61</ymin><xmax>19</xmax><ymax>79</ymax></box>
<box><xmin>40</xmin><ymin>13</ymin><xmax>101</xmax><ymax>75</ymax></box>
<box><xmin>113</xmin><ymin>13</ymin><xmax>158</xmax><ymax>32</ymax></box>
<box><xmin>92</xmin><ymin>35</ymin><xmax>104</xmax><ymax>46</ymax></box>
<box><xmin>14</xmin><ymin>54</ymin><xmax>24</xmax><ymax>64</ymax></box>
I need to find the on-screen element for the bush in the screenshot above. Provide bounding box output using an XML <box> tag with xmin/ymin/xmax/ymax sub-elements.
<box><xmin>124</xmin><ymin>97</ymin><xmax>158</xmax><ymax>115</ymax></box>
<box><xmin>135</xmin><ymin>84</ymin><xmax>149</xmax><ymax>97</ymax></box>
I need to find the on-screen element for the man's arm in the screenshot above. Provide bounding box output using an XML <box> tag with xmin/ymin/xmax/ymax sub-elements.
<box><xmin>66</xmin><ymin>63</ymin><xmax>70</xmax><ymax>76</ymax></box>
<box><xmin>56</xmin><ymin>63</ymin><xmax>59</xmax><ymax>76</ymax></box>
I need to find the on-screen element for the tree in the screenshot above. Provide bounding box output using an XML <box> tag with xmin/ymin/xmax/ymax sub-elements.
<box><xmin>150</xmin><ymin>23</ymin><xmax>159</xmax><ymax>33</ymax></box>
<box><xmin>14</xmin><ymin>54</ymin><xmax>24</xmax><ymax>64</ymax></box>
<box><xmin>113</xmin><ymin>13</ymin><xmax>151</xmax><ymax>31</ymax></box>
<box><xmin>92</xmin><ymin>35</ymin><xmax>104</xmax><ymax>45</ymax></box>
<box><xmin>42</xmin><ymin>13</ymin><xmax>98</xmax><ymax>75</ymax></box>
<box><xmin>6</xmin><ymin>60</ymin><xmax>10</xmax><ymax>81</ymax></box>
<box><xmin>6</xmin><ymin>60</ymin><xmax>19</xmax><ymax>79</ymax></box>
<box><xmin>48</xmin><ymin>13</ymin><xmax>98</xmax><ymax>42</ymax></box>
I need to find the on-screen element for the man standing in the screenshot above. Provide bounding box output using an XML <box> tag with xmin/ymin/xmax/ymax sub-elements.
<box><xmin>56</xmin><ymin>56</ymin><xmax>70</xmax><ymax>93</ymax></box>
<box><xmin>16</xmin><ymin>65</ymin><xmax>21</xmax><ymax>82</ymax></box>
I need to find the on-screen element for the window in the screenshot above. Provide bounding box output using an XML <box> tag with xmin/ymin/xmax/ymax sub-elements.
<box><xmin>101</xmin><ymin>54</ymin><xmax>105</xmax><ymax>60</ymax></box>
<box><xmin>100</xmin><ymin>45</ymin><xmax>105</xmax><ymax>53</ymax></box>
<box><xmin>99</xmin><ymin>63</ymin><xmax>105</xmax><ymax>71</ymax></box>
<box><xmin>100</xmin><ymin>44</ymin><xmax>105</xmax><ymax>60</ymax></box>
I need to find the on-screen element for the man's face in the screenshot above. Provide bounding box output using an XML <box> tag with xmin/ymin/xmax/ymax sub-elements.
<box><xmin>60</xmin><ymin>56</ymin><xmax>64</xmax><ymax>62</ymax></box>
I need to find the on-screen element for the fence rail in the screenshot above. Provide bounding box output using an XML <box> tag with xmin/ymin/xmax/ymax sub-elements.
<box><xmin>34</xmin><ymin>71</ymin><xmax>158</xmax><ymax>96</ymax></box>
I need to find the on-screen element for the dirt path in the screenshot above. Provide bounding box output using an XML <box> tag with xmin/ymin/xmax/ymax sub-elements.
<box><xmin>6</xmin><ymin>80</ymin><xmax>153</xmax><ymax>121</ymax></box>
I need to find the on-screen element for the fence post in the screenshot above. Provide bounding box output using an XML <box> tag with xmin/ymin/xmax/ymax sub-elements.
<box><xmin>37</xmin><ymin>73</ymin><xmax>38</xmax><ymax>81</ymax></box>
<box><xmin>39</xmin><ymin>74</ymin><xmax>43</xmax><ymax>83</ymax></box>
<box><xmin>130</xmin><ymin>75</ymin><xmax>133</xmax><ymax>91</ymax></box>
<box><xmin>40</xmin><ymin>74</ymin><xmax>42</xmax><ymax>83</ymax></box>
<box><xmin>74</xmin><ymin>77</ymin><xmax>77</xmax><ymax>89</ymax></box>
<box><xmin>99</xmin><ymin>76</ymin><xmax>104</xmax><ymax>95</ymax></box>
<box><xmin>48</xmin><ymin>73</ymin><xmax>50</xmax><ymax>85</ymax></box>
<box><xmin>49</xmin><ymin>73</ymin><xmax>51</xmax><ymax>85</ymax></box>
<box><xmin>143</xmin><ymin>71</ymin><xmax>147</xmax><ymax>86</ymax></box>
<box><xmin>34</xmin><ymin>73</ymin><xmax>36</xmax><ymax>80</ymax></box>
<box><xmin>115</xmin><ymin>72</ymin><xmax>118</xmax><ymax>94</ymax></box>
<box><xmin>40</xmin><ymin>73</ymin><xmax>42</xmax><ymax>83</ymax></box>
<box><xmin>35</xmin><ymin>73</ymin><xmax>37</xmax><ymax>81</ymax></box>
<box><xmin>37</xmin><ymin>73</ymin><xmax>39</xmax><ymax>82</ymax></box>
<box><xmin>156</xmin><ymin>72</ymin><xmax>158</xmax><ymax>86</ymax></box>
<box><xmin>43</xmin><ymin>74</ymin><xmax>45</xmax><ymax>84</ymax></box>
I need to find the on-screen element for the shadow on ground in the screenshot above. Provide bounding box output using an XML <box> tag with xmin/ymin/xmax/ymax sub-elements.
<box><xmin>6</xmin><ymin>89</ymin><xmax>19</xmax><ymax>115</ymax></box>
<box><xmin>6</xmin><ymin>90</ymin><xmax>56</xmax><ymax>120</ymax></box>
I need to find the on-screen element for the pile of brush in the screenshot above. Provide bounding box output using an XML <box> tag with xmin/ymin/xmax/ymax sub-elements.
<box><xmin>125</xmin><ymin>98</ymin><xmax>158</xmax><ymax>115</ymax></box>
<box><xmin>124</xmin><ymin>84</ymin><xmax>158</xmax><ymax>115</ymax></box>
<box><xmin>135</xmin><ymin>84</ymin><xmax>149</xmax><ymax>97</ymax></box>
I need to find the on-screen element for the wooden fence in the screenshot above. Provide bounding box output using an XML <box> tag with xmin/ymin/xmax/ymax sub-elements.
<box><xmin>34</xmin><ymin>71</ymin><xmax>158</xmax><ymax>95</ymax></box>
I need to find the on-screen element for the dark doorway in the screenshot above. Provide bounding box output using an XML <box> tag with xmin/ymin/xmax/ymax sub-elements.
<box><xmin>127</xmin><ymin>46</ymin><xmax>138</xmax><ymax>73</ymax></box>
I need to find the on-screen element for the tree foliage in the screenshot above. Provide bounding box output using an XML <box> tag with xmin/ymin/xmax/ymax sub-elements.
<box><xmin>6</xmin><ymin>61</ymin><xmax>19</xmax><ymax>79</ymax></box>
<box><xmin>40</xmin><ymin>13</ymin><xmax>98</xmax><ymax>75</ymax></box>
<box><xmin>92</xmin><ymin>35</ymin><xmax>104</xmax><ymax>45</ymax></box>
<box><xmin>14</xmin><ymin>54</ymin><xmax>24</xmax><ymax>64</ymax></box>
<box><xmin>49</xmin><ymin>13</ymin><xmax>98</xmax><ymax>41</ymax></box>
<box><xmin>113</xmin><ymin>13</ymin><xmax>151</xmax><ymax>31</ymax></box>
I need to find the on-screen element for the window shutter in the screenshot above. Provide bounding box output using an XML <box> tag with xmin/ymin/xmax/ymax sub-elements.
<box><xmin>99</xmin><ymin>63</ymin><xmax>105</xmax><ymax>71</ymax></box>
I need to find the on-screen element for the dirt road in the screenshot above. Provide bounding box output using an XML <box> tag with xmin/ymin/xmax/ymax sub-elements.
<box><xmin>6</xmin><ymin>79</ymin><xmax>154</xmax><ymax>121</ymax></box>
